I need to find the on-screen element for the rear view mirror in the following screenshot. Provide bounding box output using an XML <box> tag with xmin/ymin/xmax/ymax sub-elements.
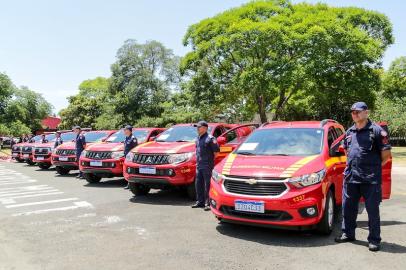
<box><xmin>217</xmin><ymin>136</ymin><xmax>226</xmax><ymax>145</ymax></box>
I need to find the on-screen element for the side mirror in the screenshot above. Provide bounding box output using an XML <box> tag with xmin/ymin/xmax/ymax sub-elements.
<box><xmin>330</xmin><ymin>144</ymin><xmax>345</xmax><ymax>157</ymax></box>
<box><xmin>149</xmin><ymin>136</ymin><xmax>156</xmax><ymax>142</ymax></box>
<box><xmin>217</xmin><ymin>136</ymin><xmax>226</xmax><ymax>145</ymax></box>
<box><xmin>337</xmin><ymin>145</ymin><xmax>345</xmax><ymax>155</ymax></box>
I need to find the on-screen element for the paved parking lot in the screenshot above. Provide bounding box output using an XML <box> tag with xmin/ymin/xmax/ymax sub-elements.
<box><xmin>0</xmin><ymin>161</ymin><xmax>405</xmax><ymax>270</ymax></box>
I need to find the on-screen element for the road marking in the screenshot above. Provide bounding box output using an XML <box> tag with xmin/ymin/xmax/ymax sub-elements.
<box><xmin>0</xmin><ymin>189</ymin><xmax>59</xmax><ymax>198</ymax></box>
<box><xmin>12</xmin><ymin>201</ymin><xmax>94</xmax><ymax>216</ymax></box>
<box><xmin>0</xmin><ymin>185</ymin><xmax>51</xmax><ymax>193</ymax></box>
<box><xmin>0</xmin><ymin>192</ymin><xmax>65</xmax><ymax>203</ymax></box>
<box><xmin>6</xmin><ymin>198</ymin><xmax>79</xmax><ymax>208</ymax></box>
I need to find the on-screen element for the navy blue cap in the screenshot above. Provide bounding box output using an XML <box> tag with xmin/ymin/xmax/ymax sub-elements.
<box><xmin>124</xmin><ymin>125</ymin><xmax>133</xmax><ymax>131</ymax></box>
<box><xmin>351</xmin><ymin>102</ymin><xmax>368</xmax><ymax>111</ymax></box>
<box><xmin>194</xmin><ymin>121</ymin><xmax>208</xmax><ymax>128</ymax></box>
<box><xmin>73</xmin><ymin>126</ymin><xmax>81</xmax><ymax>130</ymax></box>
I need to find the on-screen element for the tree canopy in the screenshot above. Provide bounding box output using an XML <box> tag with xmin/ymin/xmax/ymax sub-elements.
<box><xmin>181</xmin><ymin>0</ymin><xmax>393</xmax><ymax>124</ymax></box>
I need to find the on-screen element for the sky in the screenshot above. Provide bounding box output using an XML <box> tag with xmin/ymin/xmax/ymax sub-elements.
<box><xmin>0</xmin><ymin>0</ymin><xmax>405</xmax><ymax>114</ymax></box>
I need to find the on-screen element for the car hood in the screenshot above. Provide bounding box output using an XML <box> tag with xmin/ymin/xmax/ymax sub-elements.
<box><xmin>216</xmin><ymin>154</ymin><xmax>325</xmax><ymax>178</ymax></box>
<box><xmin>132</xmin><ymin>141</ymin><xmax>196</xmax><ymax>154</ymax></box>
<box><xmin>85</xmin><ymin>142</ymin><xmax>123</xmax><ymax>152</ymax></box>
<box><xmin>33</xmin><ymin>142</ymin><xmax>54</xmax><ymax>148</ymax></box>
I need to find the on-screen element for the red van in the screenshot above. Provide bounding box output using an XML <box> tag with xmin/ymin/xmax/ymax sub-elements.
<box><xmin>51</xmin><ymin>130</ymin><xmax>116</xmax><ymax>175</ymax></box>
<box><xmin>79</xmin><ymin>128</ymin><xmax>165</xmax><ymax>183</ymax></box>
<box><xmin>209</xmin><ymin>120</ymin><xmax>392</xmax><ymax>234</ymax></box>
<box><xmin>123</xmin><ymin>123</ymin><xmax>257</xmax><ymax>199</ymax></box>
<box><xmin>33</xmin><ymin>131</ymin><xmax>76</xmax><ymax>169</ymax></box>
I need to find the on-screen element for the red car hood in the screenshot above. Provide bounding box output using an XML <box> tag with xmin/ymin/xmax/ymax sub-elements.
<box><xmin>217</xmin><ymin>154</ymin><xmax>325</xmax><ymax>178</ymax></box>
<box><xmin>85</xmin><ymin>142</ymin><xmax>124</xmax><ymax>152</ymax></box>
<box><xmin>132</xmin><ymin>141</ymin><xmax>196</xmax><ymax>154</ymax></box>
<box><xmin>33</xmin><ymin>142</ymin><xmax>54</xmax><ymax>148</ymax></box>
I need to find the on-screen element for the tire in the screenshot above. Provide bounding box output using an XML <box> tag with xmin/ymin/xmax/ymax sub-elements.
<box><xmin>129</xmin><ymin>182</ymin><xmax>150</xmax><ymax>196</ymax></box>
<box><xmin>316</xmin><ymin>189</ymin><xmax>335</xmax><ymax>235</ymax></box>
<box><xmin>186</xmin><ymin>182</ymin><xmax>196</xmax><ymax>200</ymax></box>
<box><xmin>56</xmin><ymin>166</ymin><xmax>70</xmax><ymax>175</ymax></box>
<box><xmin>16</xmin><ymin>157</ymin><xmax>24</xmax><ymax>163</ymax></box>
<box><xmin>84</xmin><ymin>173</ymin><xmax>102</xmax><ymax>184</ymax></box>
<box><xmin>26</xmin><ymin>159</ymin><xmax>36</xmax><ymax>166</ymax></box>
<box><xmin>38</xmin><ymin>163</ymin><xmax>51</xmax><ymax>170</ymax></box>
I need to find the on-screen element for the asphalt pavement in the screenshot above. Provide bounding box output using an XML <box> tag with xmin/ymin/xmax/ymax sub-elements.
<box><xmin>0</xmin><ymin>161</ymin><xmax>405</xmax><ymax>270</ymax></box>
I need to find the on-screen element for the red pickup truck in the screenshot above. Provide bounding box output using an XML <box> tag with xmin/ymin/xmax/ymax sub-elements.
<box><xmin>123</xmin><ymin>123</ymin><xmax>257</xmax><ymax>199</ymax></box>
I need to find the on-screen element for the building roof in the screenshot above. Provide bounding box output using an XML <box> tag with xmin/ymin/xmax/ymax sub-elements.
<box><xmin>41</xmin><ymin>116</ymin><xmax>61</xmax><ymax>129</ymax></box>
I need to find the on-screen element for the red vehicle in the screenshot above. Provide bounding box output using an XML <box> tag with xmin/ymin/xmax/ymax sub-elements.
<box><xmin>123</xmin><ymin>123</ymin><xmax>257</xmax><ymax>198</ymax></box>
<box><xmin>209</xmin><ymin>120</ymin><xmax>392</xmax><ymax>234</ymax></box>
<box><xmin>19</xmin><ymin>133</ymin><xmax>56</xmax><ymax>165</ymax></box>
<box><xmin>79</xmin><ymin>128</ymin><xmax>165</xmax><ymax>184</ymax></box>
<box><xmin>51</xmin><ymin>130</ymin><xmax>116</xmax><ymax>176</ymax></box>
<box><xmin>33</xmin><ymin>131</ymin><xmax>77</xmax><ymax>170</ymax></box>
<box><xmin>11</xmin><ymin>142</ymin><xmax>29</xmax><ymax>162</ymax></box>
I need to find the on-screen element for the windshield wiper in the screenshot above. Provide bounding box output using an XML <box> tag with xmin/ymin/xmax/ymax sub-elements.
<box><xmin>236</xmin><ymin>151</ymin><xmax>255</xmax><ymax>156</ymax></box>
<box><xmin>271</xmin><ymin>153</ymin><xmax>289</xmax><ymax>156</ymax></box>
<box><xmin>175</xmin><ymin>140</ymin><xmax>192</xmax><ymax>142</ymax></box>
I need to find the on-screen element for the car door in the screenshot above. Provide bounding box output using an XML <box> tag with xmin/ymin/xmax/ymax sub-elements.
<box><xmin>214</xmin><ymin>124</ymin><xmax>258</xmax><ymax>164</ymax></box>
<box><xmin>378</xmin><ymin>123</ymin><xmax>392</xmax><ymax>200</ymax></box>
<box><xmin>328</xmin><ymin>126</ymin><xmax>346</xmax><ymax>204</ymax></box>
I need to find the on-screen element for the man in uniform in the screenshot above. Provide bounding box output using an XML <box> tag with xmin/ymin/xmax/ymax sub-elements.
<box><xmin>191</xmin><ymin>121</ymin><xmax>220</xmax><ymax>210</ymax></box>
<box><xmin>335</xmin><ymin>102</ymin><xmax>391</xmax><ymax>252</ymax></box>
<box><xmin>123</xmin><ymin>125</ymin><xmax>137</xmax><ymax>190</ymax></box>
<box><xmin>40</xmin><ymin>134</ymin><xmax>48</xmax><ymax>143</ymax></box>
<box><xmin>74</xmin><ymin>126</ymin><xmax>86</xmax><ymax>179</ymax></box>
<box><xmin>54</xmin><ymin>131</ymin><xmax>63</xmax><ymax>148</ymax></box>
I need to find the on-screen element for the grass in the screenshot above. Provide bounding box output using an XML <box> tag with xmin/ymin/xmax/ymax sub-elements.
<box><xmin>0</xmin><ymin>148</ymin><xmax>11</xmax><ymax>158</ymax></box>
<box><xmin>391</xmin><ymin>147</ymin><xmax>406</xmax><ymax>165</ymax></box>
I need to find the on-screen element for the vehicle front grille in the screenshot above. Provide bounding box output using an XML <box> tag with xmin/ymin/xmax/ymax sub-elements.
<box><xmin>132</xmin><ymin>154</ymin><xmax>170</xmax><ymax>165</ymax></box>
<box><xmin>223</xmin><ymin>176</ymin><xmax>287</xmax><ymax>197</ymax></box>
<box><xmin>86</xmin><ymin>151</ymin><xmax>112</xmax><ymax>159</ymax></box>
<box><xmin>81</xmin><ymin>161</ymin><xmax>115</xmax><ymax>168</ymax></box>
<box><xmin>126</xmin><ymin>167</ymin><xmax>175</xmax><ymax>177</ymax></box>
<box><xmin>12</xmin><ymin>146</ymin><xmax>21</xmax><ymax>152</ymax></box>
<box><xmin>56</xmin><ymin>149</ymin><xmax>76</xmax><ymax>156</ymax></box>
<box><xmin>34</xmin><ymin>148</ymin><xmax>50</xmax><ymax>155</ymax></box>
<box><xmin>22</xmin><ymin>146</ymin><xmax>33</xmax><ymax>154</ymax></box>
<box><xmin>220</xmin><ymin>206</ymin><xmax>292</xmax><ymax>221</ymax></box>
<box><xmin>53</xmin><ymin>157</ymin><xmax>76</xmax><ymax>162</ymax></box>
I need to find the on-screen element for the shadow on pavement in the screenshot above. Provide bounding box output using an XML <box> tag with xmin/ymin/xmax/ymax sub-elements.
<box><xmin>84</xmin><ymin>179</ymin><xmax>127</xmax><ymax>188</ymax></box>
<box><xmin>129</xmin><ymin>189</ymin><xmax>191</xmax><ymax>206</ymax></box>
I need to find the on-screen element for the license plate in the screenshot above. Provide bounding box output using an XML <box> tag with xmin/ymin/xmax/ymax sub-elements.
<box><xmin>139</xmin><ymin>167</ymin><xmax>156</xmax><ymax>175</ymax></box>
<box><xmin>12</xmin><ymin>153</ymin><xmax>18</xmax><ymax>157</ymax></box>
<box><xmin>234</xmin><ymin>200</ymin><xmax>265</xmax><ymax>213</ymax></box>
<box><xmin>59</xmin><ymin>156</ymin><xmax>68</xmax><ymax>161</ymax></box>
<box><xmin>90</xmin><ymin>160</ymin><xmax>103</xmax><ymax>167</ymax></box>
<box><xmin>37</xmin><ymin>157</ymin><xmax>44</xmax><ymax>161</ymax></box>
<box><xmin>23</xmin><ymin>154</ymin><xmax>29</xmax><ymax>158</ymax></box>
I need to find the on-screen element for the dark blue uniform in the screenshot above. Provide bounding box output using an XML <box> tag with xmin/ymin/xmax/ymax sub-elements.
<box><xmin>75</xmin><ymin>133</ymin><xmax>86</xmax><ymax>161</ymax></box>
<box><xmin>41</xmin><ymin>138</ymin><xmax>48</xmax><ymax>143</ymax></box>
<box><xmin>124</xmin><ymin>135</ymin><xmax>137</xmax><ymax>156</ymax></box>
<box><xmin>54</xmin><ymin>137</ymin><xmax>63</xmax><ymax>148</ymax></box>
<box><xmin>195</xmin><ymin>132</ymin><xmax>220</xmax><ymax>206</ymax></box>
<box><xmin>342</xmin><ymin>120</ymin><xmax>391</xmax><ymax>244</ymax></box>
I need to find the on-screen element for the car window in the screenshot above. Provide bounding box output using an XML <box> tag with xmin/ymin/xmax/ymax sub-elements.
<box><xmin>327</xmin><ymin>127</ymin><xmax>337</xmax><ymax>148</ymax></box>
<box><xmin>213</xmin><ymin>127</ymin><xmax>224</xmax><ymax>138</ymax></box>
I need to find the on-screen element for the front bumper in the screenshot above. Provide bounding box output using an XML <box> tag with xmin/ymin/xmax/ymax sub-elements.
<box><xmin>209</xmin><ymin>179</ymin><xmax>326</xmax><ymax>229</ymax></box>
<box><xmin>21</xmin><ymin>153</ymin><xmax>34</xmax><ymax>160</ymax></box>
<box><xmin>123</xmin><ymin>161</ymin><xmax>196</xmax><ymax>188</ymax></box>
<box><xmin>33</xmin><ymin>155</ymin><xmax>52</xmax><ymax>164</ymax></box>
<box><xmin>11</xmin><ymin>152</ymin><xmax>21</xmax><ymax>159</ymax></box>
<box><xmin>51</xmin><ymin>155</ymin><xmax>78</xmax><ymax>169</ymax></box>
<box><xmin>79</xmin><ymin>157</ymin><xmax>124</xmax><ymax>178</ymax></box>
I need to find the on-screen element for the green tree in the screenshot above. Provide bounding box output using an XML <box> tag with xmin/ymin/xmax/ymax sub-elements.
<box><xmin>0</xmin><ymin>73</ymin><xmax>14</xmax><ymax>115</ymax></box>
<box><xmin>59</xmin><ymin>77</ymin><xmax>110</xmax><ymax>129</ymax></box>
<box><xmin>181</xmin><ymin>0</ymin><xmax>393</xmax><ymax>124</ymax></box>
<box><xmin>382</xmin><ymin>56</ymin><xmax>406</xmax><ymax>99</ymax></box>
<box><xmin>8</xmin><ymin>120</ymin><xmax>31</xmax><ymax>137</ymax></box>
<box><xmin>109</xmin><ymin>39</ymin><xmax>181</xmax><ymax>125</ymax></box>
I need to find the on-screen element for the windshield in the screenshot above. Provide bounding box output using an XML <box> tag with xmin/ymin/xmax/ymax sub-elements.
<box><xmin>106</xmin><ymin>129</ymin><xmax>149</xmax><ymax>143</ymax></box>
<box><xmin>31</xmin><ymin>135</ymin><xmax>42</xmax><ymax>142</ymax></box>
<box><xmin>235</xmin><ymin>128</ymin><xmax>324</xmax><ymax>156</ymax></box>
<box><xmin>45</xmin><ymin>134</ymin><xmax>56</xmax><ymax>141</ymax></box>
<box><xmin>84</xmin><ymin>131</ymin><xmax>110</xmax><ymax>143</ymax></box>
<box><xmin>60</xmin><ymin>132</ymin><xmax>76</xmax><ymax>141</ymax></box>
<box><xmin>155</xmin><ymin>126</ymin><xmax>212</xmax><ymax>142</ymax></box>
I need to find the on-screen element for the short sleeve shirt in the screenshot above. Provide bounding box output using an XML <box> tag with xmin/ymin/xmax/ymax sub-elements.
<box><xmin>196</xmin><ymin>132</ymin><xmax>220</xmax><ymax>170</ymax></box>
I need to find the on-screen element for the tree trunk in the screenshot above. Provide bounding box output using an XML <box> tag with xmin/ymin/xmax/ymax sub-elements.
<box><xmin>257</xmin><ymin>95</ymin><xmax>267</xmax><ymax>123</ymax></box>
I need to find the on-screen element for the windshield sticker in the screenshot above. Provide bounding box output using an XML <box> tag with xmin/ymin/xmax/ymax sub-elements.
<box><xmin>158</xmin><ymin>134</ymin><xmax>169</xmax><ymax>140</ymax></box>
<box><xmin>316</xmin><ymin>130</ymin><xmax>322</xmax><ymax>133</ymax></box>
<box><xmin>239</xmin><ymin>143</ymin><xmax>258</xmax><ymax>151</ymax></box>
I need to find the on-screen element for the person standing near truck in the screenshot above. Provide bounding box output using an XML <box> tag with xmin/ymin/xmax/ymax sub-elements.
<box><xmin>54</xmin><ymin>131</ymin><xmax>63</xmax><ymax>148</ymax></box>
<box><xmin>335</xmin><ymin>102</ymin><xmax>392</xmax><ymax>252</ymax></box>
<box><xmin>123</xmin><ymin>125</ymin><xmax>138</xmax><ymax>190</ymax></box>
<box><xmin>74</xmin><ymin>126</ymin><xmax>86</xmax><ymax>179</ymax></box>
<box><xmin>191</xmin><ymin>121</ymin><xmax>220</xmax><ymax>210</ymax></box>
<box><xmin>40</xmin><ymin>134</ymin><xmax>48</xmax><ymax>143</ymax></box>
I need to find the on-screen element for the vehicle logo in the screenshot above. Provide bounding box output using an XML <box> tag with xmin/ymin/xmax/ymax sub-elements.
<box><xmin>95</xmin><ymin>153</ymin><xmax>100</xmax><ymax>158</ymax></box>
<box><xmin>145</xmin><ymin>157</ymin><xmax>152</xmax><ymax>164</ymax></box>
<box><xmin>246</xmin><ymin>178</ymin><xmax>257</xmax><ymax>185</ymax></box>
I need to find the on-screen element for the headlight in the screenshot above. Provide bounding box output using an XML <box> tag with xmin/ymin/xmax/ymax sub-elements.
<box><xmin>212</xmin><ymin>169</ymin><xmax>224</xmax><ymax>183</ymax></box>
<box><xmin>289</xmin><ymin>169</ymin><xmax>326</xmax><ymax>188</ymax></box>
<box><xmin>111</xmin><ymin>151</ymin><xmax>125</xmax><ymax>160</ymax></box>
<box><xmin>167</xmin><ymin>152</ymin><xmax>194</xmax><ymax>164</ymax></box>
<box><xmin>126</xmin><ymin>152</ymin><xmax>134</xmax><ymax>162</ymax></box>
<box><xmin>80</xmin><ymin>150</ymin><xmax>87</xmax><ymax>157</ymax></box>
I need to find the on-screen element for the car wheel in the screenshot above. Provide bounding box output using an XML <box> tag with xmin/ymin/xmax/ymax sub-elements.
<box><xmin>316</xmin><ymin>189</ymin><xmax>335</xmax><ymax>235</ymax></box>
<box><xmin>129</xmin><ymin>182</ymin><xmax>150</xmax><ymax>196</ymax></box>
<box><xmin>26</xmin><ymin>159</ymin><xmax>36</xmax><ymax>166</ymax></box>
<box><xmin>55</xmin><ymin>166</ymin><xmax>70</xmax><ymax>175</ymax></box>
<box><xmin>186</xmin><ymin>182</ymin><xmax>196</xmax><ymax>200</ymax></box>
<box><xmin>84</xmin><ymin>173</ymin><xmax>102</xmax><ymax>184</ymax></box>
<box><xmin>38</xmin><ymin>163</ymin><xmax>51</xmax><ymax>170</ymax></box>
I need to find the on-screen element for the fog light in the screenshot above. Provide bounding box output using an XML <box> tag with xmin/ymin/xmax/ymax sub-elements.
<box><xmin>210</xmin><ymin>199</ymin><xmax>216</xmax><ymax>208</ymax></box>
<box><xmin>306</xmin><ymin>207</ymin><xmax>316</xmax><ymax>216</ymax></box>
<box><xmin>168</xmin><ymin>169</ymin><xmax>174</xmax><ymax>176</ymax></box>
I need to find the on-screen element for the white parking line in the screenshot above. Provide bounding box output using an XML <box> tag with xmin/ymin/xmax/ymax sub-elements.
<box><xmin>0</xmin><ymin>185</ymin><xmax>51</xmax><ymax>193</ymax></box>
<box><xmin>0</xmin><ymin>180</ymin><xmax>37</xmax><ymax>186</ymax></box>
<box><xmin>12</xmin><ymin>201</ymin><xmax>94</xmax><ymax>216</ymax></box>
<box><xmin>6</xmin><ymin>198</ymin><xmax>79</xmax><ymax>208</ymax></box>
<box><xmin>0</xmin><ymin>192</ymin><xmax>65</xmax><ymax>203</ymax></box>
<box><xmin>0</xmin><ymin>189</ymin><xmax>59</xmax><ymax>198</ymax></box>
